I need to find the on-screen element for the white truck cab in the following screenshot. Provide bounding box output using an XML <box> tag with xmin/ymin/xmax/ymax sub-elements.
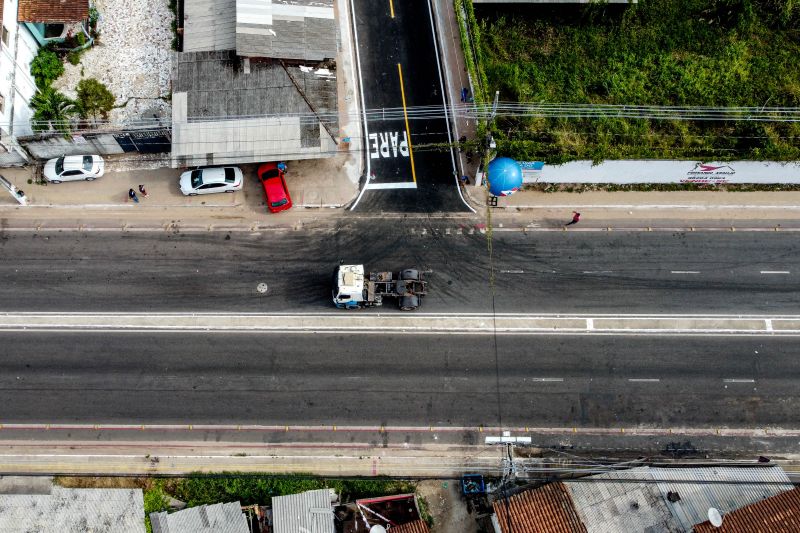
<box><xmin>333</xmin><ymin>264</ymin><xmax>367</xmax><ymax>309</ymax></box>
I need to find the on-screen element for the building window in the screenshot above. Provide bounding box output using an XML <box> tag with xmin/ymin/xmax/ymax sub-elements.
<box><xmin>1</xmin><ymin>26</ymin><xmax>8</xmax><ymax>47</ymax></box>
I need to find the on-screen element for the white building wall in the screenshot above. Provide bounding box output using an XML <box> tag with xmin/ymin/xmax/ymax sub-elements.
<box><xmin>0</xmin><ymin>0</ymin><xmax>40</xmax><ymax>137</ymax></box>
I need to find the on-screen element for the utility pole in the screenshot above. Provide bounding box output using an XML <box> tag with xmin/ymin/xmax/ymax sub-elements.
<box><xmin>0</xmin><ymin>174</ymin><xmax>27</xmax><ymax>205</ymax></box>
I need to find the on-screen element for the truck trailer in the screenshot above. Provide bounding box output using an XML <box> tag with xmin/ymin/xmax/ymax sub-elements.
<box><xmin>332</xmin><ymin>264</ymin><xmax>427</xmax><ymax>310</ymax></box>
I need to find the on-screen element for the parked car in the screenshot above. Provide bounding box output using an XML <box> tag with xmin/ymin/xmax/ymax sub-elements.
<box><xmin>257</xmin><ymin>162</ymin><xmax>292</xmax><ymax>213</ymax></box>
<box><xmin>179</xmin><ymin>167</ymin><xmax>243</xmax><ymax>196</ymax></box>
<box><xmin>43</xmin><ymin>155</ymin><xmax>105</xmax><ymax>183</ymax></box>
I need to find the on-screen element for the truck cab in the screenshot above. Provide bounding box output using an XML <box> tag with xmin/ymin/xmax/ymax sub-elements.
<box><xmin>332</xmin><ymin>264</ymin><xmax>369</xmax><ymax>309</ymax></box>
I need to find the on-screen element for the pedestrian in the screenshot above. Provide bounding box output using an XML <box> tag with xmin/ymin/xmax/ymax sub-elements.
<box><xmin>128</xmin><ymin>188</ymin><xmax>139</xmax><ymax>203</ymax></box>
<box><xmin>277</xmin><ymin>162</ymin><xmax>287</xmax><ymax>173</ymax></box>
<box><xmin>138</xmin><ymin>184</ymin><xmax>148</xmax><ymax>197</ymax></box>
<box><xmin>458</xmin><ymin>135</ymin><xmax>467</xmax><ymax>152</ymax></box>
<box><xmin>565</xmin><ymin>211</ymin><xmax>580</xmax><ymax>226</ymax></box>
<box><xmin>460</xmin><ymin>87</ymin><xmax>469</xmax><ymax>103</ymax></box>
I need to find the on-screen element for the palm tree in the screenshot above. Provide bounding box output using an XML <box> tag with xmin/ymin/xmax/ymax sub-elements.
<box><xmin>30</xmin><ymin>87</ymin><xmax>76</xmax><ymax>134</ymax></box>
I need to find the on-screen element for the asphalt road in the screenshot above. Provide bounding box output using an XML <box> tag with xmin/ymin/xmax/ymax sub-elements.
<box><xmin>1</xmin><ymin>332</ymin><xmax>797</xmax><ymax>428</ymax></box>
<box><xmin>0</xmin><ymin>226</ymin><xmax>798</xmax><ymax>314</ymax></box>
<box><xmin>352</xmin><ymin>0</ymin><xmax>469</xmax><ymax>212</ymax></box>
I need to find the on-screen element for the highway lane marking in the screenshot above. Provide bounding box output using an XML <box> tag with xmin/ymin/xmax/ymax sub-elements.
<box><xmin>499</xmin><ymin>269</ymin><xmax>524</xmax><ymax>274</ymax></box>
<box><xmin>723</xmin><ymin>379</ymin><xmax>756</xmax><ymax>383</ymax></box>
<box><xmin>628</xmin><ymin>378</ymin><xmax>660</xmax><ymax>382</ymax></box>
<box><xmin>1</xmin><ymin>313</ymin><xmax>799</xmax><ymax>336</ymax></box>
<box><xmin>671</xmin><ymin>271</ymin><xmax>701</xmax><ymax>274</ymax></box>
<box><xmin>529</xmin><ymin>378</ymin><xmax>564</xmax><ymax>382</ymax></box>
<box><xmin>582</xmin><ymin>270</ymin><xmax>613</xmax><ymax>274</ymax></box>
<box><xmin>389</xmin><ymin>0</ymin><xmax>395</xmax><ymax>18</ymax></box>
<box><xmin>761</xmin><ymin>271</ymin><xmax>790</xmax><ymax>274</ymax></box>
<box><xmin>396</xmin><ymin>63</ymin><xmax>417</xmax><ymax>184</ymax></box>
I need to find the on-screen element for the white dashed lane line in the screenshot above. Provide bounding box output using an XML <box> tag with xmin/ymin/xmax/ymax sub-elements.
<box><xmin>671</xmin><ymin>270</ymin><xmax>701</xmax><ymax>274</ymax></box>
<box><xmin>628</xmin><ymin>378</ymin><xmax>660</xmax><ymax>383</ymax></box>
<box><xmin>760</xmin><ymin>271</ymin><xmax>791</xmax><ymax>274</ymax></box>
<box><xmin>723</xmin><ymin>379</ymin><xmax>756</xmax><ymax>383</ymax></box>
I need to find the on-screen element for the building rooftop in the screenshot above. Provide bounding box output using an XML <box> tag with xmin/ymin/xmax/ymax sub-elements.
<box><xmin>566</xmin><ymin>466</ymin><xmax>794</xmax><ymax>532</ymax></box>
<box><xmin>150</xmin><ymin>501</ymin><xmax>249</xmax><ymax>533</ymax></box>
<box><xmin>18</xmin><ymin>0</ymin><xmax>89</xmax><ymax>22</ymax></box>
<box><xmin>272</xmin><ymin>488</ymin><xmax>337</xmax><ymax>533</ymax></box>
<box><xmin>183</xmin><ymin>0</ymin><xmax>236</xmax><ymax>53</ymax></box>
<box><xmin>235</xmin><ymin>0</ymin><xmax>337</xmax><ymax>61</ymax></box>
<box><xmin>0</xmin><ymin>486</ymin><xmax>144</xmax><ymax>533</ymax></box>
<box><xmin>493</xmin><ymin>482</ymin><xmax>586</xmax><ymax>533</ymax></box>
<box><xmin>390</xmin><ymin>520</ymin><xmax>430</xmax><ymax>533</ymax></box>
<box><xmin>693</xmin><ymin>485</ymin><xmax>800</xmax><ymax>533</ymax></box>
<box><xmin>171</xmin><ymin>50</ymin><xmax>338</xmax><ymax>166</ymax></box>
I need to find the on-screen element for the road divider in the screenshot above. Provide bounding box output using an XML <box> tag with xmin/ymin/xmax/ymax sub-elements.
<box><xmin>0</xmin><ymin>312</ymin><xmax>799</xmax><ymax>335</ymax></box>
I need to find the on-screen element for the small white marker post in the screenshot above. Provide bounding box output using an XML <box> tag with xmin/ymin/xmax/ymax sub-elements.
<box><xmin>0</xmin><ymin>174</ymin><xmax>27</xmax><ymax>205</ymax></box>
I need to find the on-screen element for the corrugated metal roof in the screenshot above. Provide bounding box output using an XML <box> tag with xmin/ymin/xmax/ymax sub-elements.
<box><xmin>693</xmin><ymin>486</ymin><xmax>800</xmax><ymax>533</ymax></box>
<box><xmin>647</xmin><ymin>466</ymin><xmax>793</xmax><ymax>531</ymax></box>
<box><xmin>493</xmin><ymin>482</ymin><xmax>587</xmax><ymax>533</ymax></box>
<box><xmin>565</xmin><ymin>466</ymin><xmax>793</xmax><ymax>533</ymax></box>
<box><xmin>18</xmin><ymin>0</ymin><xmax>88</xmax><ymax>22</ymax></box>
<box><xmin>149</xmin><ymin>501</ymin><xmax>249</xmax><ymax>533</ymax></box>
<box><xmin>235</xmin><ymin>0</ymin><xmax>337</xmax><ymax>61</ymax></box>
<box><xmin>171</xmin><ymin>50</ymin><xmax>338</xmax><ymax>165</ymax></box>
<box><xmin>272</xmin><ymin>488</ymin><xmax>336</xmax><ymax>533</ymax></box>
<box><xmin>0</xmin><ymin>487</ymin><xmax>145</xmax><ymax>533</ymax></box>
<box><xmin>183</xmin><ymin>0</ymin><xmax>237</xmax><ymax>53</ymax></box>
<box><xmin>390</xmin><ymin>519</ymin><xmax>430</xmax><ymax>533</ymax></box>
<box><xmin>567</xmin><ymin>469</ymin><xmax>682</xmax><ymax>533</ymax></box>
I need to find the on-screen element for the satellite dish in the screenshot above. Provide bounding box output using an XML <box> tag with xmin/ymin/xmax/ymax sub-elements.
<box><xmin>369</xmin><ymin>526</ymin><xmax>387</xmax><ymax>533</ymax></box>
<box><xmin>708</xmin><ymin>507</ymin><xmax>723</xmax><ymax>527</ymax></box>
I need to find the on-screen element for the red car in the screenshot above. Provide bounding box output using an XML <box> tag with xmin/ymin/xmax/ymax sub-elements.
<box><xmin>257</xmin><ymin>162</ymin><xmax>292</xmax><ymax>213</ymax></box>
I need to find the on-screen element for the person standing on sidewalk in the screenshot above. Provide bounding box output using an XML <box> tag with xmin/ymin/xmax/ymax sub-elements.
<box><xmin>138</xmin><ymin>184</ymin><xmax>149</xmax><ymax>197</ymax></box>
<box><xmin>128</xmin><ymin>188</ymin><xmax>139</xmax><ymax>203</ymax></box>
<box><xmin>565</xmin><ymin>211</ymin><xmax>580</xmax><ymax>226</ymax></box>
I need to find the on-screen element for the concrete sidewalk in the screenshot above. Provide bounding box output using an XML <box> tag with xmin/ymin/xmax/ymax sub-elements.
<box><xmin>0</xmin><ymin>155</ymin><xmax>360</xmax><ymax>230</ymax></box>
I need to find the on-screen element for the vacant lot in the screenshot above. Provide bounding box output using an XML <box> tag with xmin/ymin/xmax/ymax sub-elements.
<box><xmin>475</xmin><ymin>0</ymin><xmax>800</xmax><ymax>163</ymax></box>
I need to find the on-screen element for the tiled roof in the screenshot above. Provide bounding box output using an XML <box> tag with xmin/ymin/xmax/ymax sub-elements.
<box><xmin>18</xmin><ymin>0</ymin><xmax>89</xmax><ymax>22</ymax></box>
<box><xmin>493</xmin><ymin>482</ymin><xmax>587</xmax><ymax>533</ymax></box>
<box><xmin>389</xmin><ymin>520</ymin><xmax>430</xmax><ymax>533</ymax></box>
<box><xmin>693</xmin><ymin>486</ymin><xmax>800</xmax><ymax>533</ymax></box>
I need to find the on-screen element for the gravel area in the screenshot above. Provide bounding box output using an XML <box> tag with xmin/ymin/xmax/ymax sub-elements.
<box><xmin>53</xmin><ymin>0</ymin><xmax>173</xmax><ymax>127</ymax></box>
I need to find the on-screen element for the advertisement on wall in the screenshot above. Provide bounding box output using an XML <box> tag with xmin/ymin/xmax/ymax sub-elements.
<box><xmin>522</xmin><ymin>160</ymin><xmax>800</xmax><ymax>184</ymax></box>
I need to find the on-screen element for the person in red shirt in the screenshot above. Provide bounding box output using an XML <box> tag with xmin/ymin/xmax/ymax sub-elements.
<box><xmin>565</xmin><ymin>211</ymin><xmax>580</xmax><ymax>226</ymax></box>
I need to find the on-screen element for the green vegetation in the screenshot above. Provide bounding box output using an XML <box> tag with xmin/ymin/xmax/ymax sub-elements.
<box><xmin>143</xmin><ymin>481</ymin><xmax>171</xmax><ymax>533</ymax></box>
<box><xmin>161</xmin><ymin>474</ymin><xmax>415</xmax><ymax>507</ymax></box>
<box><xmin>57</xmin><ymin>474</ymin><xmax>416</xmax><ymax>533</ymax></box>
<box><xmin>76</xmin><ymin>78</ymin><xmax>116</xmax><ymax>120</ymax></box>
<box><xmin>30</xmin><ymin>86</ymin><xmax>76</xmax><ymax>133</ymax></box>
<box><xmin>30</xmin><ymin>47</ymin><xmax>64</xmax><ymax>90</ymax></box>
<box><xmin>474</xmin><ymin>0</ymin><xmax>800</xmax><ymax>163</ymax></box>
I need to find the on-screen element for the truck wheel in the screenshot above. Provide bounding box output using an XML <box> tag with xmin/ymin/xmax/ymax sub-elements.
<box><xmin>401</xmin><ymin>269</ymin><xmax>419</xmax><ymax>281</ymax></box>
<box><xmin>399</xmin><ymin>295</ymin><xmax>419</xmax><ymax>311</ymax></box>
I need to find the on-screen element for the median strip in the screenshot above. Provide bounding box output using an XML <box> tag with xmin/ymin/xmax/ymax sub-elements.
<box><xmin>0</xmin><ymin>313</ymin><xmax>798</xmax><ymax>335</ymax></box>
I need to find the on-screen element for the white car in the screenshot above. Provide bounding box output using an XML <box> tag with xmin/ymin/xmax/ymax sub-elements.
<box><xmin>179</xmin><ymin>167</ymin><xmax>243</xmax><ymax>196</ymax></box>
<box><xmin>43</xmin><ymin>155</ymin><xmax>105</xmax><ymax>183</ymax></box>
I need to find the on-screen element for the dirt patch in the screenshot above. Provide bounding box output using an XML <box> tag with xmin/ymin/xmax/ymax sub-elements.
<box><xmin>416</xmin><ymin>479</ymin><xmax>477</xmax><ymax>533</ymax></box>
<box><xmin>54</xmin><ymin>476</ymin><xmax>152</xmax><ymax>490</ymax></box>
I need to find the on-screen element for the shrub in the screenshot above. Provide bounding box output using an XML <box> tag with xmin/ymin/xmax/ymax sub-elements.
<box><xmin>76</xmin><ymin>78</ymin><xmax>115</xmax><ymax>120</ymax></box>
<box><xmin>30</xmin><ymin>47</ymin><xmax>64</xmax><ymax>89</ymax></box>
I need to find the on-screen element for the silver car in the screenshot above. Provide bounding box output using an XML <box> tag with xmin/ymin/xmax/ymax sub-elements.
<box><xmin>43</xmin><ymin>155</ymin><xmax>105</xmax><ymax>183</ymax></box>
<box><xmin>179</xmin><ymin>167</ymin><xmax>243</xmax><ymax>196</ymax></box>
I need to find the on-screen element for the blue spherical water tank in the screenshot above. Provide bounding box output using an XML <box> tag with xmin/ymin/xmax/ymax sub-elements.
<box><xmin>487</xmin><ymin>157</ymin><xmax>523</xmax><ymax>197</ymax></box>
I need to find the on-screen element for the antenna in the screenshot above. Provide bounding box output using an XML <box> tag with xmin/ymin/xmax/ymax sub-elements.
<box><xmin>708</xmin><ymin>508</ymin><xmax>723</xmax><ymax>528</ymax></box>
